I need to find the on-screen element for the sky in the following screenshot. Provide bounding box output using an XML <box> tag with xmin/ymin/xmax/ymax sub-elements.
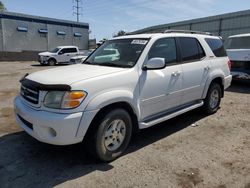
<box><xmin>1</xmin><ymin>0</ymin><xmax>250</xmax><ymax>41</ymax></box>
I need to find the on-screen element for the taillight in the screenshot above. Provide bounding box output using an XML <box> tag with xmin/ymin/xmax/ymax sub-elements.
<box><xmin>227</xmin><ymin>60</ymin><xmax>231</xmax><ymax>70</ymax></box>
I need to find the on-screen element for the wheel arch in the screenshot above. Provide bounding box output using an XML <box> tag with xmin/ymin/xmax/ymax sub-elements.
<box><xmin>77</xmin><ymin>91</ymin><xmax>140</xmax><ymax>140</ymax></box>
<box><xmin>82</xmin><ymin>101</ymin><xmax>139</xmax><ymax>143</ymax></box>
<box><xmin>202</xmin><ymin>76</ymin><xmax>224</xmax><ymax>99</ymax></box>
<box><xmin>48</xmin><ymin>57</ymin><xmax>57</xmax><ymax>63</ymax></box>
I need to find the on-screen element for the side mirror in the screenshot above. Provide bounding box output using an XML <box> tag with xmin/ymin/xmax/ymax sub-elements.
<box><xmin>142</xmin><ymin>58</ymin><xmax>165</xmax><ymax>70</ymax></box>
<box><xmin>58</xmin><ymin>51</ymin><xmax>63</xmax><ymax>55</ymax></box>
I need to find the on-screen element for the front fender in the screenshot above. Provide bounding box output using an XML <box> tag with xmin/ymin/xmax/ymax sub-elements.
<box><xmin>85</xmin><ymin>90</ymin><xmax>139</xmax><ymax>115</ymax></box>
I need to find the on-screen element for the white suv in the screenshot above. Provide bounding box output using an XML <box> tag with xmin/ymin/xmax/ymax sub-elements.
<box><xmin>14</xmin><ymin>30</ymin><xmax>232</xmax><ymax>162</ymax></box>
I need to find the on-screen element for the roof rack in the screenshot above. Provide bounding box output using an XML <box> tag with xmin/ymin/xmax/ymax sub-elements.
<box><xmin>164</xmin><ymin>29</ymin><xmax>213</xmax><ymax>36</ymax></box>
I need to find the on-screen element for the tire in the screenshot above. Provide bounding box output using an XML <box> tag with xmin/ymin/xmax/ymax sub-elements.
<box><xmin>203</xmin><ymin>83</ymin><xmax>222</xmax><ymax>114</ymax></box>
<box><xmin>88</xmin><ymin>108</ymin><xmax>132</xmax><ymax>162</ymax></box>
<box><xmin>48</xmin><ymin>59</ymin><xmax>56</xmax><ymax>66</ymax></box>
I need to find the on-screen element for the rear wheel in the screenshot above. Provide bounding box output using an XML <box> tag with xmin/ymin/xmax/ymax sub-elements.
<box><xmin>48</xmin><ymin>59</ymin><xmax>56</xmax><ymax>66</ymax></box>
<box><xmin>87</xmin><ymin>108</ymin><xmax>132</xmax><ymax>162</ymax></box>
<box><xmin>203</xmin><ymin>83</ymin><xmax>222</xmax><ymax>114</ymax></box>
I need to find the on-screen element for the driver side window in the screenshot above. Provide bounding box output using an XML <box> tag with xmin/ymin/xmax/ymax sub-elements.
<box><xmin>59</xmin><ymin>48</ymin><xmax>67</xmax><ymax>54</ymax></box>
<box><xmin>148</xmin><ymin>38</ymin><xmax>177</xmax><ymax>65</ymax></box>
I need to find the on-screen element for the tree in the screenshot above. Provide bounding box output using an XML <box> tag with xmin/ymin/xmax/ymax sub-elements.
<box><xmin>113</xmin><ymin>30</ymin><xmax>126</xmax><ymax>37</ymax></box>
<box><xmin>0</xmin><ymin>1</ymin><xmax>6</xmax><ymax>11</ymax></box>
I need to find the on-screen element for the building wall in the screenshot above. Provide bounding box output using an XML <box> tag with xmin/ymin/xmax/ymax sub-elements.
<box><xmin>0</xmin><ymin>11</ymin><xmax>89</xmax><ymax>53</ymax></box>
<box><xmin>2</xmin><ymin>19</ymin><xmax>48</xmax><ymax>52</ymax></box>
<box><xmin>132</xmin><ymin>9</ymin><xmax>250</xmax><ymax>40</ymax></box>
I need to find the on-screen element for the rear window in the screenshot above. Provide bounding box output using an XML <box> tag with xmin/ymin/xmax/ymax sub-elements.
<box><xmin>205</xmin><ymin>38</ymin><xmax>227</xmax><ymax>57</ymax></box>
<box><xmin>179</xmin><ymin>37</ymin><xmax>205</xmax><ymax>62</ymax></box>
<box><xmin>224</xmin><ymin>36</ymin><xmax>250</xmax><ymax>49</ymax></box>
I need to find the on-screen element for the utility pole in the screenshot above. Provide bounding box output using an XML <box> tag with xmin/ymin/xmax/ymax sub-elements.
<box><xmin>73</xmin><ymin>0</ymin><xmax>82</xmax><ymax>22</ymax></box>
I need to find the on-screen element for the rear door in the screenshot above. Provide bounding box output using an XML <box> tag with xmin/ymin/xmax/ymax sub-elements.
<box><xmin>57</xmin><ymin>48</ymin><xmax>69</xmax><ymax>63</ymax></box>
<box><xmin>177</xmin><ymin>37</ymin><xmax>209</xmax><ymax>105</ymax></box>
<box><xmin>139</xmin><ymin>37</ymin><xmax>183</xmax><ymax>120</ymax></box>
<box><xmin>65</xmin><ymin>48</ymin><xmax>78</xmax><ymax>62</ymax></box>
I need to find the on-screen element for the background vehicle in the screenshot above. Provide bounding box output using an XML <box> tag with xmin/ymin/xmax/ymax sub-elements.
<box><xmin>38</xmin><ymin>46</ymin><xmax>84</xmax><ymax>66</ymax></box>
<box><xmin>93</xmin><ymin>48</ymin><xmax>120</xmax><ymax>63</ymax></box>
<box><xmin>69</xmin><ymin>50</ymin><xmax>94</xmax><ymax>64</ymax></box>
<box><xmin>225</xmin><ymin>33</ymin><xmax>250</xmax><ymax>80</ymax></box>
<box><xmin>15</xmin><ymin>31</ymin><xmax>232</xmax><ymax>162</ymax></box>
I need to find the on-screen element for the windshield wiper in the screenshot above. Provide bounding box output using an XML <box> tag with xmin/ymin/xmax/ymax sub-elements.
<box><xmin>82</xmin><ymin>61</ymin><xmax>92</xmax><ymax>64</ymax></box>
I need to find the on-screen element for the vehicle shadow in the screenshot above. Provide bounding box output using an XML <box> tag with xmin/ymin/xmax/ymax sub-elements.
<box><xmin>0</xmin><ymin>110</ymin><xmax>207</xmax><ymax>188</ymax></box>
<box><xmin>226</xmin><ymin>80</ymin><xmax>250</xmax><ymax>94</ymax></box>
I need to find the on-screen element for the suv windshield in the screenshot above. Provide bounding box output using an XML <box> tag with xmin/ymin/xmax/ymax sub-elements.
<box><xmin>83</xmin><ymin>38</ymin><xmax>149</xmax><ymax>68</ymax></box>
<box><xmin>225</xmin><ymin>36</ymin><xmax>250</xmax><ymax>49</ymax></box>
<box><xmin>50</xmin><ymin>48</ymin><xmax>60</xmax><ymax>53</ymax></box>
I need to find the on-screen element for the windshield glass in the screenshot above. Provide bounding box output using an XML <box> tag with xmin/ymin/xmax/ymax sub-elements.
<box><xmin>50</xmin><ymin>48</ymin><xmax>60</xmax><ymax>53</ymax></box>
<box><xmin>225</xmin><ymin>36</ymin><xmax>250</xmax><ymax>49</ymax></box>
<box><xmin>83</xmin><ymin>38</ymin><xmax>149</xmax><ymax>68</ymax></box>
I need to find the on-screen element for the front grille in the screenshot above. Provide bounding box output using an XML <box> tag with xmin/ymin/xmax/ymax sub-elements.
<box><xmin>20</xmin><ymin>85</ymin><xmax>39</xmax><ymax>104</ymax></box>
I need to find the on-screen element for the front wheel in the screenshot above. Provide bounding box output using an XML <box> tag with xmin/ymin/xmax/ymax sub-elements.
<box><xmin>90</xmin><ymin>109</ymin><xmax>132</xmax><ymax>162</ymax></box>
<box><xmin>48</xmin><ymin>59</ymin><xmax>56</xmax><ymax>66</ymax></box>
<box><xmin>203</xmin><ymin>83</ymin><xmax>222</xmax><ymax>114</ymax></box>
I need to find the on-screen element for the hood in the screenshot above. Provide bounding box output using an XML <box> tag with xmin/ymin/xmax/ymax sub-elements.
<box><xmin>26</xmin><ymin>64</ymin><xmax>126</xmax><ymax>85</ymax></box>
<box><xmin>226</xmin><ymin>49</ymin><xmax>250</xmax><ymax>61</ymax></box>
<box><xmin>38</xmin><ymin>52</ymin><xmax>56</xmax><ymax>56</ymax></box>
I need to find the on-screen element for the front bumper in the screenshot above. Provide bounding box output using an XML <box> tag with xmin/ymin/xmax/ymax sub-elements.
<box><xmin>14</xmin><ymin>96</ymin><xmax>84</xmax><ymax>145</ymax></box>
<box><xmin>38</xmin><ymin>56</ymin><xmax>48</xmax><ymax>64</ymax></box>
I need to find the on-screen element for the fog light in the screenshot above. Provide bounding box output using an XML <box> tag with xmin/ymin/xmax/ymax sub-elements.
<box><xmin>49</xmin><ymin>128</ymin><xmax>57</xmax><ymax>137</ymax></box>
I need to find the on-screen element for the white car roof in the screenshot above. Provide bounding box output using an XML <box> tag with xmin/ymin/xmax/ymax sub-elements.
<box><xmin>57</xmin><ymin>46</ymin><xmax>78</xmax><ymax>48</ymax></box>
<box><xmin>228</xmin><ymin>33</ymin><xmax>250</xmax><ymax>38</ymax></box>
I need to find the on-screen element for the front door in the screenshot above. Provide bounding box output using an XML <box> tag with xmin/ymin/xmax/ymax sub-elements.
<box><xmin>139</xmin><ymin>37</ymin><xmax>183</xmax><ymax>120</ymax></box>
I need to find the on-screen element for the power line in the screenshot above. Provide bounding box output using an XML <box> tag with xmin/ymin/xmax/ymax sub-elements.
<box><xmin>73</xmin><ymin>0</ymin><xmax>83</xmax><ymax>22</ymax></box>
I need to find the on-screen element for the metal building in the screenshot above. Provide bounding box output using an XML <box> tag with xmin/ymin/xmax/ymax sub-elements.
<box><xmin>0</xmin><ymin>11</ymin><xmax>89</xmax><ymax>60</ymax></box>
<box><xmin>131</xmin><ymin>9</ymin><xmax>250</xmax><ymax>40</ymax></box>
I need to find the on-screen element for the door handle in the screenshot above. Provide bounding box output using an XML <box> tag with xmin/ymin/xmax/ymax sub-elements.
<box><xmin>172</xmin><ymin>71</ymin><xmax>181</xmax><ymax>77</ymax></box>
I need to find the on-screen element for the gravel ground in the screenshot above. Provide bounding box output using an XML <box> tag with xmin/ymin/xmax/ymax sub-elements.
<box><xmin>0</xmin><ymin>61</ymin><xmax>249</xmax><ymax>188</ymax></box>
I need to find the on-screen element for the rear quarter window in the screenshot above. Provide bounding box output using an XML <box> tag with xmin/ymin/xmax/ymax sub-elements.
<box><xmin>205</xmin><ymin>38</ymin><xmax>227</xmax><ymax>57</ymax></box>
<box><xmin>179</xmin><ymin>37</ymin><xmax>205</xmax><ymax>62</ymax></box>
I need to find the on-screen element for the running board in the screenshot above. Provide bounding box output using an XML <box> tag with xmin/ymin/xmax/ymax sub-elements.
<box><xmin>139</xmin><ymin>101</ymin><xmax>204</xmax><ymax>129</ymax></box>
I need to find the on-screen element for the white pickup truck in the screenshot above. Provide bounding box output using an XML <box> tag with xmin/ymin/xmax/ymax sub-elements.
<box><xmin>38</xmin><ymin>46</ymin><xmax>83</xmax><ymax>66</ymax></box>
<box><xmin>15</xmin><ymin>30</ymin><xmax>232</xmax><ymax>162</ymax></box>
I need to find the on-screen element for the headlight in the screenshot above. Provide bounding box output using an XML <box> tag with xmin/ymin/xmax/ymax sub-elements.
<box><xmin>44</xmin><ymin>91</ymin><xmax>87</xmax><ymax>109</ymax></box>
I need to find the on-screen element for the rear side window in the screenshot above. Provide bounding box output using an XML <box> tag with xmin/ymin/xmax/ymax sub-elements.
<box><xmin>205</xmin><ymin>38</ymin><xmax>227</xmax><ymax>57</ymax></box>
<box><xmin>68</xmin><ymin>48</ymin><xmax>78</xmax><ymax>53</ymax></box>
<box><xmin>148</xmin><ymin>38</ymin><xmax>177</xmax><ymax>64</ymax></box>
<box><xmin>179</xmin><ymin>37</ymin><xmax>205</xmax><ymax>62</ymax></box>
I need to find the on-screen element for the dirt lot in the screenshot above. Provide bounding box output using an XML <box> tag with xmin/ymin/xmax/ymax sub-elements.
<box><xmin>0</xmin><ymin>61</ymin><xmax>249</xmax><ymax>188</ymax></box>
